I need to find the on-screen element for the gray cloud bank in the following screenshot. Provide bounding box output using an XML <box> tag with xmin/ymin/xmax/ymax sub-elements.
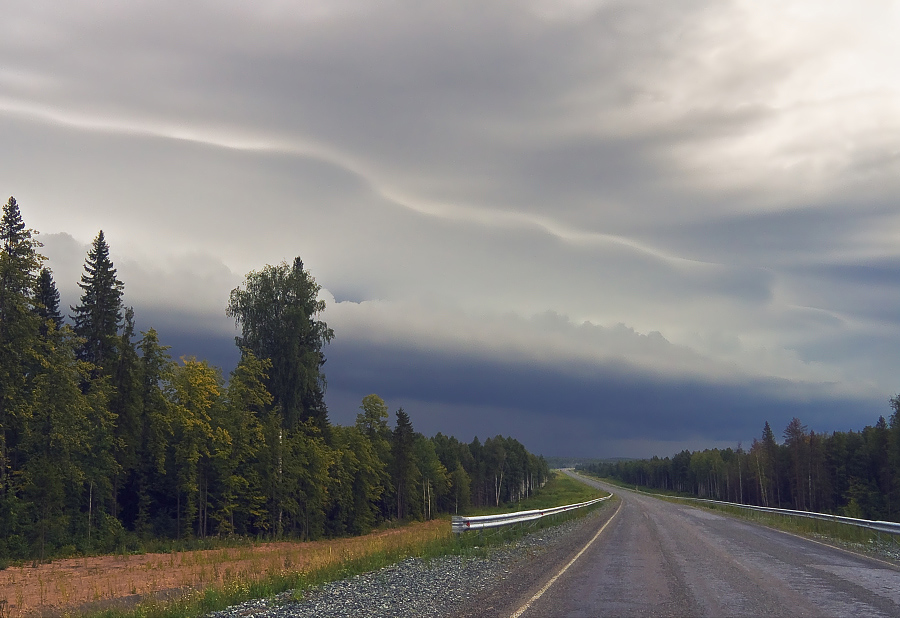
<box><xmin>324</xmin><ymin>338</ymin><xmax>884</xmax><ymax>458</ymax></box>
<box><xmin>5</xmin><ymin>0</ymin><xmax>900</xmax><ymax>455</ymax></box>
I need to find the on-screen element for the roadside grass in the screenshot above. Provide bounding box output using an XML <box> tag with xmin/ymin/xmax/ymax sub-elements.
<box><xmin>0</xmin><ymin>532</ymin><xmax>270</xmax><ymax>572</ymax></box>
<box><xmin>82</xmin><ymin>522</ymin><xmax>451</xmax><ymax>618</ymax></box>
<box><xmin>76</xmin><ymin>472</ymin><xmax>608</xmax><ymax>618</ymax></box>
<box><xmin>580</xmin><ymin>473</ymin><xmax>900</xmax><ymax>558</ymax></box>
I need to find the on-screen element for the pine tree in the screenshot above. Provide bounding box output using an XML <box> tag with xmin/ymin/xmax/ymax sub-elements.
<box><xmin>71</xmin><ymin>231</ymin><xmax>124</xmax><ymax>372</ymax></box>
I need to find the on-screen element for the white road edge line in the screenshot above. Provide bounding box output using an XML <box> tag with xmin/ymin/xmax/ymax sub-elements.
<box><xmin>509</xmin><ymin>499</ymin><xmax>623</xmax><ymax>618</ymax></box>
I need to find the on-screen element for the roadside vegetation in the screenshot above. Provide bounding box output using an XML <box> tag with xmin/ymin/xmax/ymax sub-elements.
<box><xmin>40</xmin><ymin>472</ymin><xmax>606</xmax><ymax>618</ymax></box>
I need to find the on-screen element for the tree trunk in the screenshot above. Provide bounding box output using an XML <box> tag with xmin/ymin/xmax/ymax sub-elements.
<box><xmin>88</xmin><ymin>481</ymin><xmax>93</xmax><ymax>544</ymax></box>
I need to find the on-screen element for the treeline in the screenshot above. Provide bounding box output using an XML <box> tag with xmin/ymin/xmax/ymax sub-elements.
<box><xmin>579</xmin><ymin>412</ymin><xmax>900</xmax><ymax>521</ymax></box>
<box><xmin>0</xmin><ymin>196</ymin><xmax>549</xmax><ymax>562</ymax></box>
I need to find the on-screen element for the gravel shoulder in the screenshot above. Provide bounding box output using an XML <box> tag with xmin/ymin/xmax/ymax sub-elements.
<box><xmin>207</xmin><ymin>499</ymin><xmax>620</xmax><ymax>618</ymax></box>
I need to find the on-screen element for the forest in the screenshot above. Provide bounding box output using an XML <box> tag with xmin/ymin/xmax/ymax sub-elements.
<box><xmin>579</xmin><ymin>412</ymin><xmax>900</xmax><ymax>522</ymax></box>
<box><xmin>0</xmin><ymin>196</ymin><xmax>549</xmax><ymax>562</ymax></box>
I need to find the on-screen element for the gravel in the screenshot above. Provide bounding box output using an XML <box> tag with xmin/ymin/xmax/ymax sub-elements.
<box><xmin>206</xmin><ymin>512</ymin><xmax>599</xmax><ymax>618</ymax></box>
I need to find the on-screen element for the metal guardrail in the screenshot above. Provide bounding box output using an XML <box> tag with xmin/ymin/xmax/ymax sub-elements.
<box><xmin>451</xmin><ymin>494</ymin><xmax>612</xmax><ymax>533</ymax></box>
<box><xmin>640</xmin><ymin>490</ymin><xmax>900</xmax><ymax>535</ymax></box>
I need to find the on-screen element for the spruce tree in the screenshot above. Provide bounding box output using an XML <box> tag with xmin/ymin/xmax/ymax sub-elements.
<box><xmin>0</xmin><ymin>196</ymin><xmax>43</xmax><ymax>501</ymax></box>
<box><xmin>110</xmin><ymin>307</ymin><xmax>143</xmax><ymax>519</ymax></box>
<box><xmin>391</xmin><ymin>408</ymin><xmax>418</xmax><ymax>519</ymax></box>
<box><xmin>71</xmin><ymin>230</ymin><xmax>124</xmax><ymax>371</ymax></box>
<box><xmin>35</xmin><ymin>268</ymin><xmax>63</xmax><ymax>334</ymax></box>
<box><xmin>133</xmin><ymin>328</ymin><xmax>174</xmax><ymax>535</ymax></box>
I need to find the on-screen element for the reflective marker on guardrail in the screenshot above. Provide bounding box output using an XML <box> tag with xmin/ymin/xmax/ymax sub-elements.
<box><xmin>451</xmin><ymin>494</ymin><xmax>612</xmax><ymax>534</ymax></box>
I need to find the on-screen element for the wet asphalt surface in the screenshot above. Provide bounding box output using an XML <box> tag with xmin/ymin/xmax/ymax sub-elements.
<box><xmin>516</xmin><ymin>473</ymin><xmax>900</xmax><ymax>617</ymax></box>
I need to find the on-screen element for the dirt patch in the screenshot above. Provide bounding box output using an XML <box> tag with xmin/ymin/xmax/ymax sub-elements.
<box><xmin>0</xmin><ymin>520</ymin><xmax>446</xmax><ymax>617</ymax></box>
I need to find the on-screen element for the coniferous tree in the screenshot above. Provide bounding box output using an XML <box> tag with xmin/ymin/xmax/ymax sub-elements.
<box><xmin>783</xmin><ymin>417</ymin><xmax>809</xmax><ymax>510</ymax></box>
<box><xmin>391</xmin><ymin>408</ymin><xmax>418</xmax><ymax>519</ymax></box>
<box><xmin>23</xmin><ymin>325</ymin><xmax>92</xmax><ymax>560</ymax></box>
<box><xmin>110</xmin><ymin>308</ymin><xmax>143</xmax><ymax>520</ymax></box>
<box><xmin>761</xmin><ymin>421</ymin><xmax>781</xmax><ymax>506</ymax></box>
<box><xmin>35</xmin><ymin>268</ymin><xmax>63</xmax><ymax>335</ymax></box>
<box><xmin>71</xmin><ymin>230</ymin><xmax>124</xmax><ymax>372</ymax></box>
<box><xmin>133</xmin><ymin>329</ymin><xmax>173</xmax><ymax>536</ymax></box>
<box><xmin>0</xmin><ymin>197</ymin><xmax>43</xmax><ymax>508</ymax></box>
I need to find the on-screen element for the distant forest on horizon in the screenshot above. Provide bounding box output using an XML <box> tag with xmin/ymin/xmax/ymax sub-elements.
<box><xmin>581</xmin><ymin>410</ymin><xmax>900</xmax><ymax>522</ymax></box>
<box><xmin>0</xmin><ymin>196</ymin><xmax>549</xmax><ymax>563</ymax></box>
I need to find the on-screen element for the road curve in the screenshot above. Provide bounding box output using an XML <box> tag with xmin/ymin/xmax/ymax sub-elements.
<box><xmin>511</xmin><ymin>472</ymin><xmax>900</xmax><ymax>618</ymax></box>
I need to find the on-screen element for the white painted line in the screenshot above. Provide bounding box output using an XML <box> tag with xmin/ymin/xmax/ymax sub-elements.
<box><xmin>509</xmin><ymin>500</ymin><xmax>623</xmax><ymax>618</ymax></box>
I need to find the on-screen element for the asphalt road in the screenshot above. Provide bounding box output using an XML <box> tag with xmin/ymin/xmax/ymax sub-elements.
<box><xmin>512</xmin><ymin>472</ymin><xmax>900</xmax><ymax>618</ymax></box>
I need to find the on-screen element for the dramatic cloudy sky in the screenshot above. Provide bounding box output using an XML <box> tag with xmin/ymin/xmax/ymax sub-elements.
<box><xmin>3</xmin><ymin>0</ymin><xmax>899</xmax><ymax>457</ymax></box>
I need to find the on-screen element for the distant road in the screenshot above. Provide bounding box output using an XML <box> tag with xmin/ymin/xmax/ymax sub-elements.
<box><xmin>509</xmin><ymin>471</ymin><xmax>900</xmax><ymax>617</ymax></box>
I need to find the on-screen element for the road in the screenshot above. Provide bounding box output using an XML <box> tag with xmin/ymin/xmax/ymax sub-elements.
<box><xmin>511</xmin><ymin>472</ymin><xmax>900</xmax><ymax>617</ymax></box>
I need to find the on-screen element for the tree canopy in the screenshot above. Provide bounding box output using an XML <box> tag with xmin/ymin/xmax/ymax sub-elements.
<box><xmin>227</xmin><ymin>257</ymin><xmax>334</xmax><ymax>431</ymax></box>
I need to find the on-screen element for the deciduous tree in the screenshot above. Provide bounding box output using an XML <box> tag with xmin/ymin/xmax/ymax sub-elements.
<box><xmin>227</xmin><ymin>258</ymin><xmax>333</xmax><ymax>431</ymax></box>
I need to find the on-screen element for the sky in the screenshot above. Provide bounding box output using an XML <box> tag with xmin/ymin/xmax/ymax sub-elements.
<box><xmin>2</xmin><ymin>0</ymin><xmax>899</xmax><ymax>457</ymax></box>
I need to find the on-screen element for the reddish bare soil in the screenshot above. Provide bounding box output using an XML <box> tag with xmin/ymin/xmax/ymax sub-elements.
<box><xmin>0</xmin><ymin>520</ymin><xmax>446</xmax><ymax>617</ymax></box>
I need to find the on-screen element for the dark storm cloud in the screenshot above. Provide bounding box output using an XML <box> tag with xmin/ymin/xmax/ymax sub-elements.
<box><xmin>144</xmin><ymin>321</ymin><xmax>240</xmax><ymax>377</ymax></box>
<box><xmin>324</xmin><ymin>338</ymin><xmax>884</xmax><ymax>457</ymax></box>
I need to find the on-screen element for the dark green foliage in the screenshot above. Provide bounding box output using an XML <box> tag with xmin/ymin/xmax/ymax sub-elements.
<box><xmin>71</xmin><ymin>230</ymin><xmax>124</xmax><ymax>371</ymax></box>
<box><xmin>391</xmin><ymin>408</ymin><xmax>418</xmax><ymax>519</ymax></box>
<box><xmin>22</xmin><ymin>326</ymin><xmax>92</xmax><ymax>560</ymax></box>
<box><xmin>227</xmin><ymin>257</ymin><xmax>334</xmax><ymax>432</ymax></box>
<box><xmin>35</xmin><ymin>267</ymin><xmax>63</xmax><ymax>333</ymax></box>
<box><xmin>110</xmin><ymin>308</ymin><xmax>143</xmax><ymax>520</ymax></box>
<box><xmin>0</xmin><ymin>196</ymin><xmax>43</xmax><ymax>539</ymax></box>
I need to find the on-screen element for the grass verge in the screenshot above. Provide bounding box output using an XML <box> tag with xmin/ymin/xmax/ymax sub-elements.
<box><xmin>77</xmin><ymin>472</ymin><xmax>607</xmax><ymax>618</ymax></box>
